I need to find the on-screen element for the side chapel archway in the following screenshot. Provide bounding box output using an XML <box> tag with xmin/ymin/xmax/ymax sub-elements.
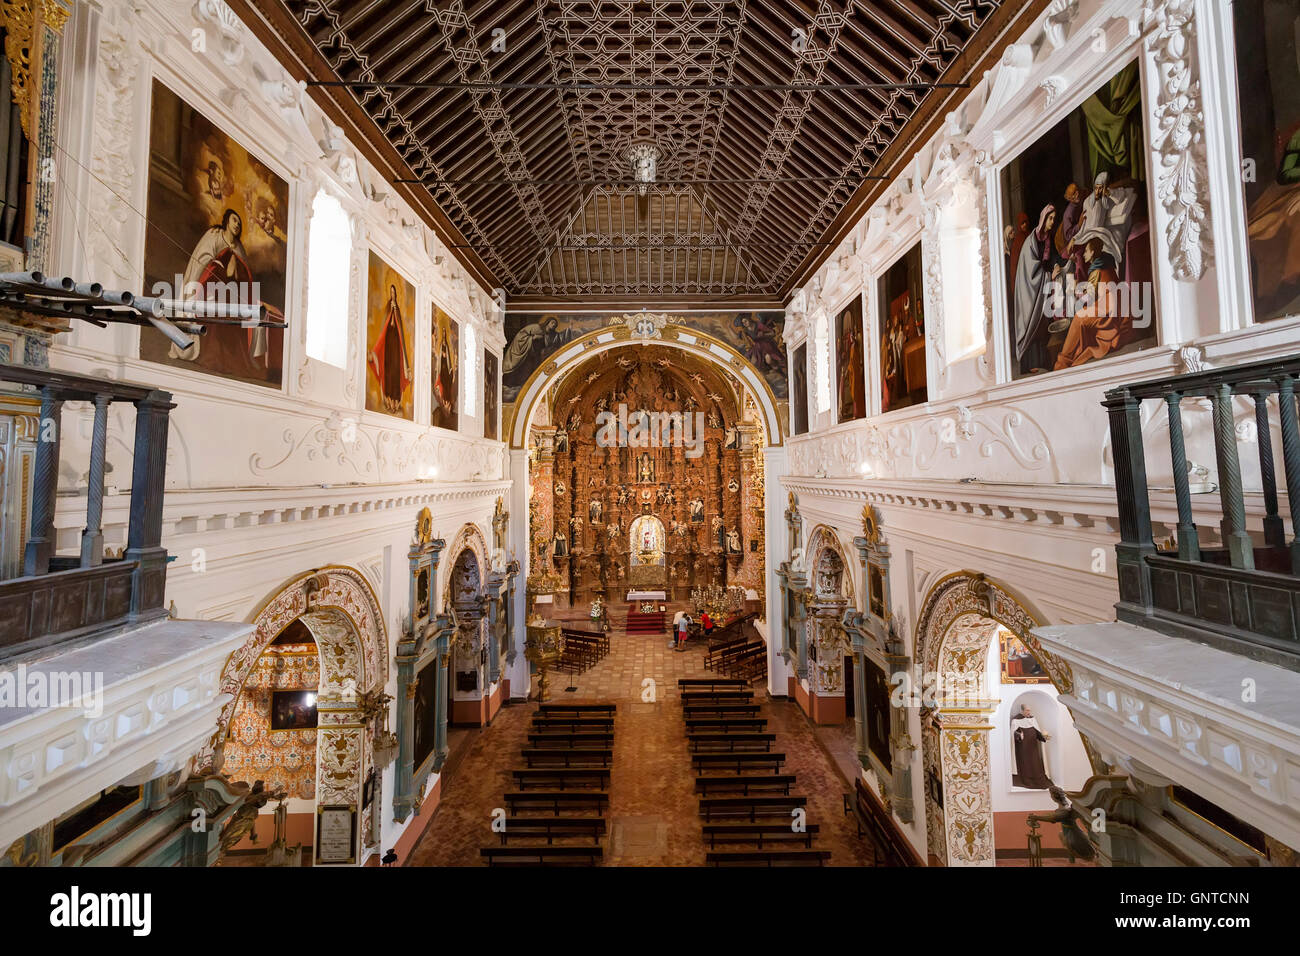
<box><xmin>913</xmin><ymin>571</ymin><xmax>1077</xmax><ymax>867</ymax></box>
<box><xmin>204</xmin><ymin>566</ymin><xmax>388</xmax><ymax>866</ymax></box>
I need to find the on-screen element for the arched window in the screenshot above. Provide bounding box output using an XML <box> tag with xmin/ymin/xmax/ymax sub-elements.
<box><xmin>463</xmin><ymin>322</ymin><xmax>478</xmax><ymax>417</ymax></box>
<box><xmin>304</xmin><ymin>190</ymin><xmax>351</xmax><ymax>368</ymax></box>
<box><xmin>812</xmin><ymin>309</ymin><xmax>831</xmax><ymax>414</ymax></box>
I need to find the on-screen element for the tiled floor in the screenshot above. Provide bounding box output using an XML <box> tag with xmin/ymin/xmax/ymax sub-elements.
<box><xmin>405</xmin><ymin>628</ymin><xmax>878</xmax><ymax>866</ymax></box>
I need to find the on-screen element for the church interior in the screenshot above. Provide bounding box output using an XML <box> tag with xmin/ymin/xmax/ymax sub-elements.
<box><xmin>0</xmin><ymin>0</ymin><xmax>1298</xmax><ymax>911</ymax></box>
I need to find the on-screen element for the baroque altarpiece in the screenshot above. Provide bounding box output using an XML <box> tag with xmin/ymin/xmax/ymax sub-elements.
<box><xmin>529</xmin><ymin>346</ymin><xmax>765</xmax><ymax>607</ymax></box>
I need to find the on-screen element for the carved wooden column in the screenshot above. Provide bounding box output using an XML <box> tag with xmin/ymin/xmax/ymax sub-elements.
<box><xmin>21</xmin><ymin>386</ymin><xmax>61</xmax><ymax>576</ymax></box>
<box><xmin>125</xmin><ymin>389</ymin><xmax>175</xmax><ymax>618</ymax></box>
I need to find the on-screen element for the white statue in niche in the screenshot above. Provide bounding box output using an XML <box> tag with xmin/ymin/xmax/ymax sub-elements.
<box><xmin>629</xmin><ymin>514</ymin><xmax>665</xmax><ymax>566</ymax></box>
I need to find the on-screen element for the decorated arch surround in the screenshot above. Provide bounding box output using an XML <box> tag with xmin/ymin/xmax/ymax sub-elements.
<box><xmin>442</xmin><ymin>522</ymin><xmax>490</xmax><ymax>604</ymax></box>
<box><xmin>200</xmin><ymin>567</ymin><xmax>387</xmax><ymax>773</ymax></box>
<box><xmin>913</xmin><ymin>571</ymin><xmax>1075</xmax><ymax>867</ymax></box>
<box><xmin>507</xmin><ymin>323</ymin><xmax>784</xmax><ymax>449</ymax></box>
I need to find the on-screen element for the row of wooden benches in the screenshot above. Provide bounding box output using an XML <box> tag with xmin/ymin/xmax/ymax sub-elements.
<box><xmin>677</xmin><ymin>678</ymin><xmax>830</xmax><ymax>867</ymax></box>
<box><xmin>480</xmin><ymin>702</ymin><xmax>617</xmax><ymax>867</ymax></box>
<box><xmin>555</xmin><ymin>628</ymin><xmax>610</xmax><ymax>676</ymax></box>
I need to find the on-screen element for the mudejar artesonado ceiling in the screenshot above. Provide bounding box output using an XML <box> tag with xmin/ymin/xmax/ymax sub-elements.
<box><xmin>232</xmin><ymin>1</ymin><xmax>1042</xmax><ymax>308</ymax></box>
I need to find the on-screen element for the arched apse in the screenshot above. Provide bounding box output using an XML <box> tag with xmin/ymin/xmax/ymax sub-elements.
<box><xmin>507</xmin><ymin>320</ymin><xmax>785</xmax><ymax>450</ymax></box>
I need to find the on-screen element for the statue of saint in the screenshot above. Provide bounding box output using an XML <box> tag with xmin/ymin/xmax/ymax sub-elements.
<box><xmin>1010</xmin><ymin>705</ymin><xmax>1053</xmax><ymax>789</ymax></box>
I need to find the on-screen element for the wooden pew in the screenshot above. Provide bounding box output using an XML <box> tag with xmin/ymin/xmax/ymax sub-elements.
<box><xmin>526</xmin><ymin>731</ymin><xmax>615</xmax><ymax>748</ymax></box>
<box><xmin>699</xmin><ymin>795</ymin><xmax>807</xmax><ymax>822</ymax></box>
<box><xmin>678</xmin><ymin>678</ymin><xmax>748</xmax><ymax>690</ymax></box>
<box><xmin>684</xmin><ymin>704</ymin><xmax>762</xmax><ymax>719</ymax></box>
<box><xmin>695</xmin><ymin>774</ymin><xmax>796</xmax><ymax>796</ymax></box>
<box><xmin>496</xmin><ymin>816</ymin><xmax>606</xmax><ymax>846</ymax></box>
<box><xmin>691</xmin><ymin>752</ymin><xmax>786</xmax><ymax>774</ymax></box>
<box><xmin>685</xmin><ymin>717</ymin><xmax>768</xmax><ymax>733</ymax></box>
<box><xmin>701</xmin><ymin>823</ymin><xmax>820</xmax><ymax>849</ymax></box>
<box><xmin>503</xmin><ymin>791</ymin><xmax>609</xmax><ymax>815</ymax></box>
<box><xmin>680</xmin><ymin>690</ymin><xmax>753</xmax><ymax>705</ymax></box>
<box><xmin>843</xmin><ymin>777</ymin><xmax>926</xmax><ymax>867</ymax></box>
<box><xmin>537</xmin><ymin>703</ymin><xmax>616</xmax><ymax>716</ymax></box>
<box><xmin>531</xmin><ymin>717</ymin><xmax>615</xmax><ymax>733</ymax></box>
<box><xmin>561</xmin><ymin>626</ymin><xmax>609</xmax><ymax>655</ymax></box>
<box><xmin>481</xmin><ymin>846</ymin><xmax>603</xmax><ymax>866</ymax></box>
<box><xmin>511</xmin><ymin>768</ymin><xmax>610</xmax><ymax>791</ymax></box>
<box><xmin>705</xmin><ymin>849</ymin><xmax>829</xmax><ymax>866</ymax></box>
<box><xmin>521</xmin><ymin>748</ymin><xmax>613</xmax><ymax>768</ymax></box>
<box><xmin>686</xmin><ymin>731</ymin><xmax>776</xmax><ymax>753</ymax></box>
<box><xmin>704</xmin><ymin>634</ymin><xmax>749</xmax><ymax>670</ymax></box>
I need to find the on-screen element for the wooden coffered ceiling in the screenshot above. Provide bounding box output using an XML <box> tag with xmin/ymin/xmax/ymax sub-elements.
<box><xmin>235</xmin><ymin>1</ymin><xmax>1027</xmax><ymax>308</ymax></box>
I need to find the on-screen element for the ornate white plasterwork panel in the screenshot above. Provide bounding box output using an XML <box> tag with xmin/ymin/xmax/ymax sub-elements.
<box><xmin>785</xmin><ymin>403</ymin><xmax>1055</xmax><ymax>482</ymax></box>
<box><xmin>1141</xmin><ymin>0</ymin><xmax>1212</xmax><ymax>281</ymax></box>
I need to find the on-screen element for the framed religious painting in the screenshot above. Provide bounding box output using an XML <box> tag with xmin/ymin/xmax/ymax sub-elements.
<box><xmin>863</xmin><ymin>656</ymin><xmax>893</xmax><ymax>774</ymax></box>
<box><xmin>868</xmin><ymin>563</ymin><xmax>885</xmax><ymax>619</ymax></box>
<box><xmin>1232</xmin><ymin>0</ymin><xmax>1300</xmax><ymax>323</ymax></box>
<box><xmin>365</xmin><ymin>252</ymin><xmax>416</xmax><ymax>419</ymax></box>
<box><xmin>791</xmin><ymin>342</ymin><xmax>809</xmax><ymax>435</ymax></box>
<box><xmin>877</xmin><ymin>243</ymin><xmax>927</xmax><ymax>413</ymax></box>
<box><xmin>484</xmin><ymin>350</ymin><xmax>499</xmax><ymax>440</ymax></box>
<box><xmin>1000</xmin><ymin>60</ymin><xmax>1156</xmax><ymax>380</ymax></box>
<box><xmin>269</xmin><ymin>690</ymin><xmax>317</xmax><ymax>730</ymax></box>
<box><xmin>142</xmin><ymin>80</ymin><xmax>289</xmax><ymax>387</ymax></box>
<box><xmin>835</xmin><ymin>296</ymin><xmax>866</xmax><ymax>423</ymax></box>
<box><xmin>412</xmin><ymin>659</ymin><xmax>438</xmax><ymax>773</ymax></box>
<box><xmin>1000</xmin><ymin>630</ymin><xmax>1049</xmax><ymax>684</ymax></box>
<box><xmin>431</xmin><ymin>306</ymin><xmax>458</xmax><ymax>431</ymax></box>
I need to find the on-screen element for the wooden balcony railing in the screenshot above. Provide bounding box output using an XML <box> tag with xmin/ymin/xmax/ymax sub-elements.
<box><xmin>0</xmin><ymin>364</ymin><xmax>174</xmax><ymax>657</ymax></box>
<box><xmin>1103</xmin><ymin>354</ymin><xmax>1300</xmax><ymax>670</ymax></box>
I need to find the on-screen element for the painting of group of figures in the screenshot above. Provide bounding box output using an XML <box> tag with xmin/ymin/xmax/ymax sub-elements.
<box><xmin>501</xmin><ymin>312</ymin><xmax>787</xmax><ymax>406</ymax></box>
<box><xmin>1234</xmin><ymin>0</ymin><xmax>1300</xmax><ymax>323</ymax></box>
<box><xmin>878</xmin><ymin>243</ymin><xmax>928</xmax><ymax>413</ymax></box>
<box><xmin>142</xmin><ymin>80</ymin><xmax>289</xmax><ymax>387</ymax></box>
<box><xmin>1001</xmin><ymin>61</ymin><xmax>1156</xmax><ymax>380</ymax></box>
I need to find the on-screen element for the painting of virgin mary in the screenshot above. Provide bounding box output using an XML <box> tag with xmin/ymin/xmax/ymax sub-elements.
<box><xmin>366</xmin><ymin>253</ymin><xmax>415</xmax><ymax>418</ymax></box>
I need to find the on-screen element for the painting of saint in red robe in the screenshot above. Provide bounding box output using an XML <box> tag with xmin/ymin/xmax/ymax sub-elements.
<box><xmin>366</xmin><ymin>253</ymin><xmax>415</xmax><ymax>419</ymax></box>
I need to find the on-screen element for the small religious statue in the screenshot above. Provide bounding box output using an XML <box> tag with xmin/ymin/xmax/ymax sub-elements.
<box><xmin>707</xmin><ymin>409</ymin><xmax>722</xmax><ymax>429</ymax></box>
<box><xmin>590</xmin><ymin>499</ymin><xmax>603</xmax><ymax>523</ymax></box>
<box><xmin>724</xmin><ymin>425</ymin><xmax>738</xmax><ymax>449</ymax></box>
<box><xmin>727</xmin><ymin>477</ymin><xmax>739</xmax><ymax>494</ymax></box>
<box><xmin>570</xmin><ymin>514</ymin><xmax>583</xmax><ymax>536</ymax></box>
<box><xmin>637</xmin><ymin>452</ymin><xmax>655</xmax><ymax>483</ymax></box>
<box><xmin>726</xmin><ymin>529</ymin><xmax>742</xmax><ymax>554</ymax></box>
<box><xmin>1011</xmin><ymin>705</ymin><xmax>1053</xmax><ymax>789</ymax></box>
<box><xmin>554</xmin><ymin>479</ymin><xmax>566</xmax><ymax>496</ymax></box>
<box><xmin>1026</xmin><ymin>787</ymin><xmax>1096</xmax><ymax>864</ymax></box>
<box><xmin>553</xmin><ymin>532</ymin><xmax>568</xmax><ymax>557</ymax></box>
<box><xmin>555</xmin><ymin>431</ymin><xmax>569</xmax><ymax>453</ymax></box>
<box><xmin>689</xmin><ymin>498</ymin><xmax>705</xmax><ymax>522</ymax></box>
<box><xmin>568</xmin><ymin>410</ymin><xmax>581</xmax><ymax>431</ymax></box>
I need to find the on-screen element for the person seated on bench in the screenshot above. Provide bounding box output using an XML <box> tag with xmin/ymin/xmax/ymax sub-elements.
<box><xmin>672</xmin><ymin>611</ymin><xmax>693</xmax><ymax>651</ymax></box>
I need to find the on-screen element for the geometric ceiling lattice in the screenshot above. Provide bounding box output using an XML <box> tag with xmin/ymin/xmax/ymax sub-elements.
<box><xmin>266</xmin><ymin>0</ymin><xmax>1006</xmax><ymax>301</ymax></box>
